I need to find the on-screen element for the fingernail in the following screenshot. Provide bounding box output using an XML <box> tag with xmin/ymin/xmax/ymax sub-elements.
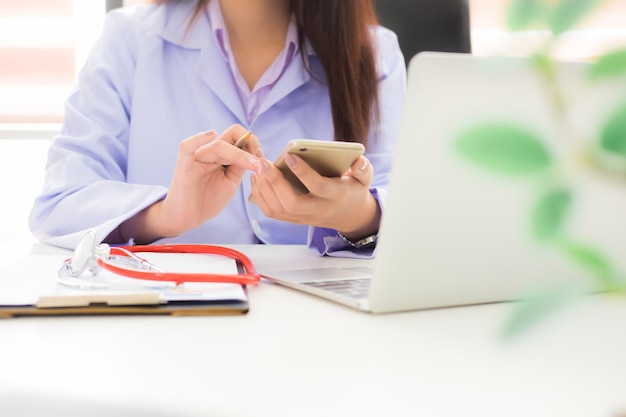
<box><xmin>255</xmin><ymin>147</ymin><xmax>265</xmax><ymax>158</ymax></box>
<box><xmin>249</xmin><ymin>158</ymin><xmax>262</xmax><ymax>175</ymax></box>
<box><xmin>205</xmin><ymin>129</ymin><xmax>217</xmax><ymax>137</ymax></box>
<box><xmin>262</xmin><ymin>160</ymin><xmax>272</xmax><ymax>174</ymax></box>
<box><xmin>359</xmin><ymin>158</ymin><xmax>369</xmax><ymax>172</ymax></box>
<box><xmin>285</xmin><ymin>154</ymin><xmax>297</xmax><ymax>168</ymax></box>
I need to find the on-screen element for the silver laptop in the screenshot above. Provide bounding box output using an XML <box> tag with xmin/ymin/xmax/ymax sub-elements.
<box><xmin>263</xmin><ymin>52</ymin><xmax>626</xmax><ymax>313</ymax></box>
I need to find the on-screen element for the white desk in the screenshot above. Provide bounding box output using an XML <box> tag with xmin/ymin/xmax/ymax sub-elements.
<box><xmin>0</xmin><ymin>242</ymin><xmax>625</xmax><ymax>417</ymax></box>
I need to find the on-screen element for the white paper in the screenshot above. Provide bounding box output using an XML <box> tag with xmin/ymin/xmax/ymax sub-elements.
<box><xmin>0</xmin><ymin>252</ymin><xmax>247</xmax><ymax>306</ymax></box>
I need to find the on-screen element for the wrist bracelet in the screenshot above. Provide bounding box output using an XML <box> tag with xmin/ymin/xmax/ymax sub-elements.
<box><xmin>337</xmin><ymin>231</ymin><xmax>378</xmax><ymax>249</ymax></box>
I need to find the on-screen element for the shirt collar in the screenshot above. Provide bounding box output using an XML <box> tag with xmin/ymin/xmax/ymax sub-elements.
<box><xmin>157</xmin><ymin>1</ymin><xmax>314</xmax><ymax>60</ymax></box>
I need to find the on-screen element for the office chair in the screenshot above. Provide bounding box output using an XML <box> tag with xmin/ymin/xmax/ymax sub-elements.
<box><xmin>106</xmin><ymin>0</ymin><xmax>124</xmax><ymax>12</ymax></box>
<box><xmin>374</xmin><ymin>0</ymin><xmax>472</xmax><ymax>65</ymax></box>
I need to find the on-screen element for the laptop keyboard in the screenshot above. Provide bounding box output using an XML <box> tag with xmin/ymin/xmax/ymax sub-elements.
<box><xmin>303</xmin><ymin>278</ymin><xmax>371</xmax><ymax>299</ymax></box>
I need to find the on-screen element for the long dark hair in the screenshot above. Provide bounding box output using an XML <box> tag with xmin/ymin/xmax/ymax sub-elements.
<box><xmin>292</xmin><ymin>0</ymin><xmax>379</xmax><ymax>145</ymax></box>
<box><xmin>161</xmin><ymin>0</ymin><xmax>380</xmax><ymax>146</ymax></box>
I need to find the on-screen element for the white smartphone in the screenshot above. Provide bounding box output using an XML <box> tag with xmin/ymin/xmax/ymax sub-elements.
<box><xmin>274</xmin><ymin>139</ymin><xmax>365</xmax><ymax>194</ymax></box>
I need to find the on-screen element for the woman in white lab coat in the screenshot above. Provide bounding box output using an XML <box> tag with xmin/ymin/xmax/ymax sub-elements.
<box><xmin>29</xmin><ymin>0</ymin><xmax>406</xmax><ymax>256</ymax></box>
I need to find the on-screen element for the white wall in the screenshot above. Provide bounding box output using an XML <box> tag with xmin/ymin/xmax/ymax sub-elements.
<box><xmin>0</xmin><ymin>139</ymin><xmax>50</xmax><ymax>245</ymax></box>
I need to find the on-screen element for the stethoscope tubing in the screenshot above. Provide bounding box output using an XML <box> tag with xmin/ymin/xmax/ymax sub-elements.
<box><xmin>98</xmin><ymin>244</ymin><xmax>261</xmax><ymax>286</ymax></box>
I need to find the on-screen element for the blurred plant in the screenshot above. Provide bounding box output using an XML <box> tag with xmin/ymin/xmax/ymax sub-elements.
<box><xmin>455</xmin><ymin>0</ymin><xmax>626</xmax><ymax>337</ymax></box>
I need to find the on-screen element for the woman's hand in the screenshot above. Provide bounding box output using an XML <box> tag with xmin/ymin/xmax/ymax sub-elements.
<box><xmin>120</xmin><ymin>125</ymin><xmax>263</xmax><ymax>244</ymax></box>
<box><xmin>249</xmin><ymin>153</ymin><xmax>381</xmax><ymax>240</ymax></box>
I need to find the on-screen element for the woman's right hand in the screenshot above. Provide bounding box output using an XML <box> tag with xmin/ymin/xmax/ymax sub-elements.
<box><xmin>118</xmin><ymin>125</ymin><xmax>263</xmax><ymax>244</ymax></box>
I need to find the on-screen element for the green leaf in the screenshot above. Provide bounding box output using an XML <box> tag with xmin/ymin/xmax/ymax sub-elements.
<box><xmin>502</xmin><ymin>284</ymin><xmax>581</xmax><ymax>339</ymax></box>
<box><xmin>600</xmin><ymin>103</ymin><xmax>626</xmax><ymax>157</ymax></box>
<box><xmin>455</xmin><ymin>124</ymin><xmax>552</xmax><ymax>176</ymax></box>
<box><xmin>559</xmin><ymin>240</ymin><xmax>617</xmax><ymax>290</ymax></box>
<box><xmin>506</xmin><ymin>0</ymin><xmax>547</xmax><ymax>31</ymax></box>
<box><xmin>589</xmin><ymin>49</ymin><xmax>626</xmax><ymax>80</ymax></box>
<box><xmin>549</xmin><ymin>0</ymin><xmax>604</xmax><ymax>36</ymax></box>
<box><xmin>531</xmin><ymin>52</ymin><xmax>554</xmax><ymax>77</ymax></box>
<box><xmin>532</xmin><ymin>188</ymin><xmax>572</xmax><ymax>240</ymax></box>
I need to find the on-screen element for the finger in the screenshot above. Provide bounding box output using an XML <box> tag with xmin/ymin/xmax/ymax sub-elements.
<box><xmin>220</xmin><ymin>127</ymin><xmax>264</xmax><ymax>173</ymax></box>
<box><xmin>220</xmin><ymin>124</ymin><xmax>249</xmax><ymax>146</ymax></box>
<box><xmin>252</xmin><ymin>180</ymin><xmax>306</xmax><ymax>224</ymax></box>
<box><xmin>178</xmin><ymin>130</ymin><xmax>218</xmax><ymax>157</ymax></box>
<box><xmin>253</xmin><ymin>159</ymin><xmax>310</xmax><ymax>219</ymax></box>
<box><xmin>348</xmin><ymin>156</ymin><xmax>374</xmax><ymax>186</ymax></box>
<box><xmin>248</xmin><ymin>174</ymin><xmax>266</xmax><ymax>207</ymax></box>
<box><xmin>255</xmin><ymin>159</ymin><xmax>290</xmax><ymax>212</ymax></box>
<box><xmin>194</xmin><ymin>140</ymin><xmax>262</xmax><ymax>174</ymax></box>
<box><xmin>219</xmin><ymin>125</ymin><xmax>263</xmax><ymax>155</ymax></box>
<box><xmin>285</xmin><ymin>154</ymin><xmax>351</xmax><ymax>199</ymax></box>
<box><xmin>233</xmin><ymin>131</ymin><xmax>252</xmax><ymax>149</ymax></box>
<box><xmin>238</xmin><ymin>132</ymin><xmax>263</xmax><ymax>158</ymax></box>
<box><xmin>282</xmin><ymin>154</ymin><xmax>338</xmax><ymax>199</ymax></box>
<box><xmin>243</xmin><ymin>132</ymin><xmax>264</xmax><ymax>163</ymax></box>
<box><xmin>224</xmin><ymin>130</ymin><xmax>252</xmax><ymax>170</ymax></box>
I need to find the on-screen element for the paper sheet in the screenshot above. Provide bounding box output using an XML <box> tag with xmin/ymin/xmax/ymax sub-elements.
<box><xmin>0</xmin><ymin>252</ymin><xmax>247</xmax><ymax>307</ymax></box>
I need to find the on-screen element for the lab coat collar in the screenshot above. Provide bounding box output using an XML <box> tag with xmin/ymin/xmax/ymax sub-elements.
<box><xmin>156</xmin><ymin>2</ymin><xmax>316</xmax><ymax>125</ymax></box>
<box><xmin>371</xmin><ymin>27</ymin><xmax>391</xmax><ymax>81</ymax></box>
<box><xmin>155</xmin><ymin>3</ymin><xmax>387</xmax><ymax>80</ymax></box>
<box><xmin>156</xmin><ymin>2</ymin><xmax>250</xmax><ymax>123</ymax></box>
<box><xmin>156</xmin><ymin>1</ymin><xmax>317</xmax><ymax>57</ymax></box>
<box><xmin>157</xmin><ymin>1</ymin><xmax>210</xmax><ymax>50</ymax></box>
<box><xmin>153</xmin><ymin>3</ymin><xmax>392</xmax><ymax>125</ymax></box>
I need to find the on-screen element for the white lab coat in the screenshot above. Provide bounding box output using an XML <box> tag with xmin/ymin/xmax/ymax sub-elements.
<box><xmin>29</xmin><ymin>2</ymin><xmax>406</xmax><ymax>255</ymax></box>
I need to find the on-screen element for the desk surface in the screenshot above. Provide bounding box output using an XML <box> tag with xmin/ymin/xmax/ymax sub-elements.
<box><xmin>0</xmin><ymin>242</ymin><xmax>625</xmax><ymax>417</ymax></box>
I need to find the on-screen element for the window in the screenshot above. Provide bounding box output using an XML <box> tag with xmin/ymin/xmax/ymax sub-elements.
<box><xmin>470</xmin><ymin>0</ymin><xmax>626</xmax><ymax>60</ymax></box>
<box><xmin>0</xmin><ymin>0</ymin><xmax>107</xmax><ymax>127</ymax></box>
<box><xmin>0</xmin><ymin>0</ymin><xmax>624</xmax><ymax>129</ymax></box>
<box><xmin>0</xmin><ymin>0</ymin><xmax>148</xmax><ymax>134</ymax></box>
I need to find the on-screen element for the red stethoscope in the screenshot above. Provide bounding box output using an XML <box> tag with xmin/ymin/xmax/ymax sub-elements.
<box><xmin>57</xmin><ymin>230</ymin><xmax>261</xmax><ymax>290</ymax></box>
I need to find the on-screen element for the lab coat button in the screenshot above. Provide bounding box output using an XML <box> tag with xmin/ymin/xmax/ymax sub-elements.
<box><xmin>251</xmin><ymin>220</ymin><xmax>261</xmax><ymax>234</ymax></box>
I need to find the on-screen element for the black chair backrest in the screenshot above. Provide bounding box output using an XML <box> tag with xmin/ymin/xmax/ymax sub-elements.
<box><xmin>105</xmin><ymin>0</ymin><xmax>124</xmax><ymax>12</ymax></box>
<box><xmin>375</xmin><ymin>0</ymin><xmax>472</xmax><ymax>65</ymax></box>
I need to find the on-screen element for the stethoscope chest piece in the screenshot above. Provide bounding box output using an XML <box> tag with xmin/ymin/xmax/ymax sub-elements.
<box><xmin>65</xmin><ymin>229</ymin><xmax>111</xmax><ymax>277</ymax></box>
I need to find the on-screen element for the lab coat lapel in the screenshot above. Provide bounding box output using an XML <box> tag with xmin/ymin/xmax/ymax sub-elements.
<box><xmin>257</xmin><ymin>53</ymin><xmax>312</xmax><ymax>118</ymax></box>
<box><xmin>158</xmin><ymin>4</ymin><xmax>247</xmax><ymax>124</ymax></box>
<box><xmin>196</xmin><ymin>46</ymin><xmax>247</xmax><ymax>124</ymax></box>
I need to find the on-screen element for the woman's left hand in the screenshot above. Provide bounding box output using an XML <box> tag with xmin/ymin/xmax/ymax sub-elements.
<box><xmin>249</xmin><ymin>154</ymin><xmax>381</xmax><ymax>239</ymax></box>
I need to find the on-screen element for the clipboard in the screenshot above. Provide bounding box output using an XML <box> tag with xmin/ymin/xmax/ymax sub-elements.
<box><xmin>0</xmin><ymin>252</ymin><xmax>250</xmax><ymax>318</ymax></box>
<box><xmin>0</xmin><ymin>291</ymin><xmax>249</xmax><ymax>318</ymax></box>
